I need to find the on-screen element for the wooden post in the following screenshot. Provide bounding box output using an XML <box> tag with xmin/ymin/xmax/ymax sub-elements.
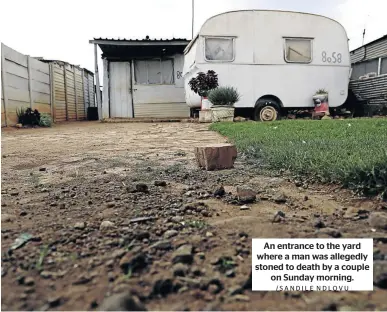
<box><xmin>130</xmin><ymin>60</ymin><xmax>135</xmax><ymax>118</ymax></box>
<box><xmin>94</xmin><ymin>43</ymin><xmax>102</xmax><ymax>119</ymax></box>
<box><xmin>27</xmin><ymin>56</ymin><xmax>33</xmax><ymax>109</ymax></box>
<box><xmin>1</xmin><ymin>43</ymin><xmax>8</xmax><ymax>126</ymax></box>
<box><xmin>102</xmin><ymin>58</ymin><xmax>110</xmax><ymax>119</ymax></box>
<box><xmin>49</xmin><ymin>63</ymin><xmax>55</xmax><ymax>122</ymax></box>
<box><xmin>63</xmin><ymin>64</ymin><xmax>69</xmax><ymax>121</ymax></box>
<box><xmin>73</xmin><ymin>66</ymin><xmax>78</xmax><ymax>120</ymax></box>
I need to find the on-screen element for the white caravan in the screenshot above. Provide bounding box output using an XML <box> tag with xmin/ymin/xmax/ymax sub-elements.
<box><xmin>183</xmin><ymin>10</ymin><xmax>351</xmax><ymax>121</ymax></box>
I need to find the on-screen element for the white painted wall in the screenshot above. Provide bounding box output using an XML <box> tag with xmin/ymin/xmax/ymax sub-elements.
<box><xmin>184</xmin><ymin>10</ymin><xmax>351</xmax><ymax>109</ymax></box>
<box><xmin>133</xmin><ymin>54</ymin><xmax>185</xmax><ymax>104</ymax></box>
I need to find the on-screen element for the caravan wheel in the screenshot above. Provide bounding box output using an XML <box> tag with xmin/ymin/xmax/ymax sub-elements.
<box><xmin>254</xmin><ymin>103</ymin><xmax>281</xmax><ymax>121</ymax></box>
<box><xmin>259</xmin><ymin>106</ymin><xmax>278</xmax><ymax>121</ymax></box>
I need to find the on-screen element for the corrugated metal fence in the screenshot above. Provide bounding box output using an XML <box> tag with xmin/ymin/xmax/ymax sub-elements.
<box><xmin>50</xmin><ymin>62</ymin><xmax>94</xmax><ymax>122</ymax></box>
<box><xmin>1</xmin><ymin>43</ymin><xmax>95</xmax><ymax>127</ymax></box>
<box><xmin>349</xmin><ymin>75</ymin><xmax>387</xmax><ymax>115</ymax></box>
<box><xmin>350</xmin><ymin>36</ymin><xmax>387</xmax><ymax>63</ymax></box>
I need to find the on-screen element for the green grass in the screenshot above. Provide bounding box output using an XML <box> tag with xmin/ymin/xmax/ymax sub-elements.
<box><xmin>211</xmin><ymin>119</ymin><xmax>387</xmax><ymax>198</ymax></box>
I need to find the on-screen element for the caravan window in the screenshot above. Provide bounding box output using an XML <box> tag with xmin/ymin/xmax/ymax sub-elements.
<box><xmin>284</xmin><ymin>38</ymin><xmax>312</xmax><ymax>63</ymax></box>
<box><xmin>205</xmin><ymin>37</ymin><xmax>234</xmax><ymax>62</ymax></box>
<box><xmin>134</xmin><ymin>59</ymin><xmax>174</xmax><ymax>84</ymax></box>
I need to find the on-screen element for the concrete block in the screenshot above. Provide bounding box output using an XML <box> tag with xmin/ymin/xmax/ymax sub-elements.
<box><xmin>199</xmin><ymin>110</ymin><xmax>212</xmax><ymax>123</ymax></box>
<box><xmin>195</xmin><ymin>143</ymin><xmax>237</xmax><ymax>171</ymax></box>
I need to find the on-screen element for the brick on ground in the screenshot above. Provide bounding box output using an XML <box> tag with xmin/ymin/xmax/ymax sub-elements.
<box><xmin>194</xmin><ymin>143</ymin><xmax>237</xmax><ymax>171</ymax></box>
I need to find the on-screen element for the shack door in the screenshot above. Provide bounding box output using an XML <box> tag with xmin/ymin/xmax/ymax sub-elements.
<box><xmin>110</xmin><ymin>62</ymin><xmax>133</xmax><ymax>118</ymax></box>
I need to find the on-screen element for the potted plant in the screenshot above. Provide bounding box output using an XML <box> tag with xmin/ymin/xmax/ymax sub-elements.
<box><xmin>188</xmin><ymin>70</ymin><xmax>218</xmax><ymax>110</ymax></box>
<box><xmin>312</xmin><ymin>88</ymin><xmax>329</xmax><ymax>117</ymax></box>
<box><xmin>208</xmin><ymin>86</ymin><xmax>240</xmax><ymax>122</ymax></box>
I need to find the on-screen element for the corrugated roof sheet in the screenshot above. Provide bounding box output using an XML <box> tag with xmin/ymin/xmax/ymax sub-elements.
<box><xmin>350</xmin><ymin>35</ymin><xmax>387</xmax><ymax>53</ymax></box>
<box><xmin>34</xmin><ymin>58</ymin><xmax>94</xmax><ymax>74</ymax></box>
<box><xmin>93</xmin><ymin>36</ymin><xmax>189</xmax><ymax>42</ymax></box>
<box><xmin>350</xmin><ymin>35</ymin><xmax>387</xmax><ymax>64</ymax></box>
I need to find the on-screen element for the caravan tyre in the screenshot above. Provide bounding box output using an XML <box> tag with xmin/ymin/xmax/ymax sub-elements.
<box><xmin>254</xmin><ymin>102</ymin><xmax>281</xmax><ymax>122</ymax></box>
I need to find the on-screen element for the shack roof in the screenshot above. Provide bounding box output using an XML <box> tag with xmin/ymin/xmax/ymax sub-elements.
<box><xmin>89</xmin><ymin>36</ymin><xmax>190</xmax><ymax>59</ymax></box>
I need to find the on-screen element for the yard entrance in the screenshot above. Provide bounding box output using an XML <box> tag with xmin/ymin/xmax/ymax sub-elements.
<box><xmin>1</xmin><ymin>122</ymin><xmax>386</xmax><ymax>311</ymax></box>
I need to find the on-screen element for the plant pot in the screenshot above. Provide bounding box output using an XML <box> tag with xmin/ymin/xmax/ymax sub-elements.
<box><xmin>211</xmin><ymin>106</ymin><xmax>235</xmax><ymax>122</ymax></box>
<box><xmin>199</xmin><ymin>110</ymin><xmax>212</xmax><ymax>123</ymax></box>
<box><xmin>313</xmin><ymin>93</ymin><xmax>329</xmax><ymax>115</ymax></box>
<box><xmin>201</xmin><ymin>97</ymin><xmax>211</xmax><ymax>110</ymax></box>
<box><xmin>312</xmin><ymin>93</ymin><xmax>328</xmax><ymax>103</ymax></box>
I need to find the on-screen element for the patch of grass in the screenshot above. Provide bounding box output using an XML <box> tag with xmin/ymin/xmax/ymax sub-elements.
<box><xmin>218</xmin><ymin>257</ymin><xmax>236</xmax><ymax>272</ymax></box>
<box><xmin>211</xmin><ymin>119</ymin><xmax>387</xmax><ymax>198</ymax></box>
<box><xmin>165</xmin><ymin>163</ymin><xmax>183</xmax><ymax>174</ymax></box>
<box><xmin>36</xmin><ymin>245</ymin><xmax>49</xmax><ymax>270</ymax></box>
<box><xmin>29</xmin><ymin>173</ymin><xmax>40</xmax><ymax>186</ymax></box>
<box><xmin>70</xmin><ymin>252</ymin><xmax>78</xmax><ymax>261</ymax></box>
<box><xmin>186</xmin><ymin>220</ymin><xmax>208</xmax><ymax>229</ymax></box>
<box><xmin>124</xmin><ymin>267</ymin><xmax>132</xmax><ymax>280</ymax></box>
<box><xmin>104</xmin><ymin>158</ymin><xmax>128</xmax><ymax>169</ymax></box>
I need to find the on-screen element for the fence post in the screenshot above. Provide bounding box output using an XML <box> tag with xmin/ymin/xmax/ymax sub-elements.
<box><xmin>27</xmin><ymin>56</ymin><xmax>33</xmax><ymax>109</ymax></box>
<box><xmin>73</xmin><ymin>66</ymin><xmax>78</xmax><ymax>120</ymax></box>
<box><xmin>81</xmin><ymin>69</ymin><xmax>86</xmax><ymax>119</ymax></box>
<box><xmin>1</xmin><ymin>43</ymin><xmax>8</xmax><ymax>126</ymax></box>
<box><xmin>49</xmin><ymin>63</ymin><xmax>55</xmax><ymax>122</ymax></box>
<box><xmin>63</xmin><ymin>64</ymin><xmax>68</xmax><ymax>120</ymax></box>
<box><xmin>88</xmin><ymin>73</ymin><xmax>92</xmax><ymax>107</ymax></box>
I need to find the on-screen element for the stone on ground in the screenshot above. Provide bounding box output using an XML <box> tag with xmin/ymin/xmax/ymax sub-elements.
<box><xmin>98</xmin><ymin>292</ymin><xmax>146</xmax><ymax>311</ymax></box>
<box><xmin>236</xmin><ymin>186</ymin><xmax>257</xmax><ymax>203</ymax></box>
<box><xmin>194</xmin><ymin>144</ymin><xmax>237</xmax><ymax>171</ymax></box>
<box><xmin>172</xmin><ymin>244</ymin><xmax>194</xmax><ymax>264</ymax></box>
<box><xmin>369</xmin><ymin>212</ymin><xmax>387</xmax><ymax>230</ymax></box>
<box><xmin>100</xmin><ymin>221</ymin><xmax>115</xmax><ymax>230</ymax></box>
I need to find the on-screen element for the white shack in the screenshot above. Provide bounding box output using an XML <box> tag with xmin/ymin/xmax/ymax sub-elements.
<box><xmin>183</xmin><ymin>10</ymin><xmax>351</xmax><ymax>121</ymax></box>
<box><xmin>90</xmin><ymin>37</ymin><xmax>190</xmax><ymax>119</ymax></box>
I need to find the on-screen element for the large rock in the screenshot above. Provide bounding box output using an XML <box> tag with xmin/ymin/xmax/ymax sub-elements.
<box><xmin>98</xmin><ymin>292</ymin><xmax>146</xmax><ymax>311</ymax></box>
<box><xmin>236</xmin><ymin>186</ymin><xmax>257</xmax><ymax>203</ymax></box>
<box><xmin>195</xmin><ymin>144</ymin><xmax>237</xmax><ymax>171</ymax></box>
<box><xmin>369</xmin><ymin>212</ymin><xmax>387</xmax><ymax>230</ymax></box>
<box><xmin>172</xmin><ymin>244</ymin><xmax>194</xmax><ymax>264</ymax></box>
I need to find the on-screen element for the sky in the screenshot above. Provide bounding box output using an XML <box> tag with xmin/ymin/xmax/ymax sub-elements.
<box><xmin>1</xmin><ymin>0</ymin><xmax>386</xmax><ymax>80</ymax></box>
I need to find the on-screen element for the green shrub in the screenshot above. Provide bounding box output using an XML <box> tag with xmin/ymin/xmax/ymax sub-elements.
<box><xmin>16</xmin><ymin>107</ymin><xmax>41</xmax><ymax>126</ymax></box>
<box><xmin>39</xmin><ymin>113</ymin><xmax>53</xmax><ymax>127</ymax></box>
<box><xmin>208</xmin><ymin>86</ymin><xmax>240</xmax><ymax>106</ymax></box>
<box><xmin>211</xmin><ymin>119</ymin><xmax>387</xmax><ymax>199</ymax></box>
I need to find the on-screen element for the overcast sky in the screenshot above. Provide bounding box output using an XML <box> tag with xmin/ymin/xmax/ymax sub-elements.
<box><xmin>1</xmin><ymin>0</ymin><xmax>386</xmax><ymax>79</ymax></box>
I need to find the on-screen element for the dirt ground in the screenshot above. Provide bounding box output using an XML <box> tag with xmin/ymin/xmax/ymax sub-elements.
<box><xmin>1</xmin><ymin>121</ymin><xmax>386</xmax><ymax>311</ymax></box>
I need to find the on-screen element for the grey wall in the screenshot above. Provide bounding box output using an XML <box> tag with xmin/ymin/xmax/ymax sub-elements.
<box><xmin>1</xmin><ymin>43</ymin><xmax>51</xmax><ymax>126</ymax></box>
<box><xmin>1</xmin><ymin>43</ymin><xmax>95</xmax><ymax>126</ymax></box>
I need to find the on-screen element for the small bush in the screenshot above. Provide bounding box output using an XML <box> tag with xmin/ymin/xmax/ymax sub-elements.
<box><xmin>16</xmin><ymin>107</ymin><xmax>41</xmax><ymax>126</ymax></box>
<box><xmin>39</xmin><ymin>113</ymin><xmax>52</xmax><ymax>127</ymax></box>
<box><xmin>208</xmin><ymin>86</ymin><xmax>240</xmax><ymax>106</ymax></box>
<box><xmin>315</xmin><ymin>88</ymin><xmax>328</xmax><ymax>95</ymax></box>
